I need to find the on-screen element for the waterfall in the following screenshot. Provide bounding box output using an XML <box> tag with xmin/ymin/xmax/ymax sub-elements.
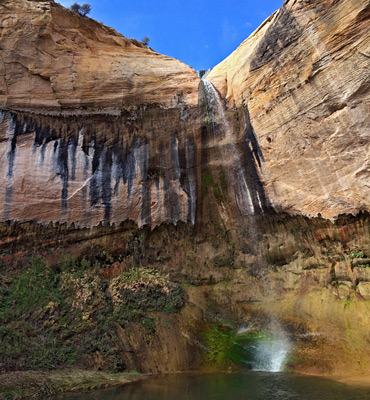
<box><xmin>200</xmin><ymin>78</ymin><xmax>274</xmax><ymax>277</ymax></box>
<box><xmin>200</xmin><ymin>78</ymin><xmax>256</xmax><ymax>215</ymax></box>
<box><xmin>202</xmin><ymin>80</ymin><xmax>231</xmax><ymax>138</ymax></box>
<box><xmin>236</xmin><ymin>323</ymin><xmax>291</xmax><ymax>373</ymax></box>
<box><xmin>196</xmin><ymin>68</ymin><xmax>212</xmax><ymax>79</ymax></box>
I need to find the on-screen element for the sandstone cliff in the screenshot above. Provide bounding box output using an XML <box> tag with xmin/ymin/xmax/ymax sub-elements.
<box><xmin>0</xmin><ymin>0</ymin><xmax>202</xmax><ymax>227</ymax></box>
<box><xmin>0</xmin><ymin>0</ymin><xmax>198</xmax><ymax>110</ymax></box>
<box><xmin>0</xmin><ymin>0</ymin><xmax>369</xmax><ymax>228</ymax></box>
<box><xmin>0</xmin><ymin>0</ymin><xmax>370</xmax><ymax>381</ymax></box>
<box><xmin>208</xmin><ymin>0</ymin><xmax>370</xmax><ymax>219</ymax></box>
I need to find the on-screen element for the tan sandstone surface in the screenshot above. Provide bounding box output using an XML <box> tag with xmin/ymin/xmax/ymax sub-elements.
<box><xmin>208</xmin><ymin>0</ymin><xmax>370</xmax><ymax>219</ymax></box>
<box><xmin>0</xmin><ymin>0</ymin><xmax>202</xmax><ymax>227</ymax></box>
<box><xmin>0</xmin><ymin>0</ymin><xmax>199</xmax><ymax>111</ymax></box>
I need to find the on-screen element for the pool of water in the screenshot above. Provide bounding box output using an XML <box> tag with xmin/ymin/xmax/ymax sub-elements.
<box><xmin>59</xmin><ymin>371</ymin><xmax>370</xmax><ymax>400</ymax></box>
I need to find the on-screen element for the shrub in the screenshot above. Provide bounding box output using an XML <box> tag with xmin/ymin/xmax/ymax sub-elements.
<box><xmin>70</xmin><ymin>3</ymin><xmax>91</xmax><ymax>17</ymax></box>
<box><xmin>108</xmin><ymin>268</ymin><xmax>184</xmax><ymax>322</ymax></box>
<box><xmin>70</xmin><ymin>2</ymin><xmax>80</xmax><ymax>13</ymax></box>
<box><xmin>80</xmin><ymin>3</ymin><xmax>91</xmax><ymax>16</ymax></box>
<box><xmin>140</xmin><ymin>36</ymin><xmax>150</xmax><ymax>46</ymax></box>
<box><xmin>0</xmin><ymin>256</ymin><xmax>184</xmax><ymax>371</ymax></box>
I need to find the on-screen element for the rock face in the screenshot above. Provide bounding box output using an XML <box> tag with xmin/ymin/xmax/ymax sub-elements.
<box><xmin>0</xmin><ymin>213</ymin><xmax>370</xmax><ymax>376</ymax></box>
<box><xmin>208</xmin><ymin>0</ymin><xmax>370</xmax><ymax>219</ymax></box>
<box><xmin>0</xmin><ymin>0</ymin><xmax>201</xmax><ymax>227</ymax></box>
<box><xmin>0</xmin><ymin>108</ymin><xmax>201</xmax><ymax>227</ymax></box>
<box><xmin>0</xmin><ymin>0</ymin><xmax>198</xmax><ymax>110</ymax></box>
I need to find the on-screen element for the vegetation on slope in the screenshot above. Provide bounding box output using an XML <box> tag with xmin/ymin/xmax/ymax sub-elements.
<box><xmin>0</xmin><ymin>256</ymin><xmax>184</xmax><ymax>372</ymax></box>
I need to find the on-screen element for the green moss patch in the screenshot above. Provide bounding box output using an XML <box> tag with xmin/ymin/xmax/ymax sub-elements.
<box><xmin>203</xmin><ymin>324</ymin><xmax>269</xmax><ymax>369</ymax></box>
<box><xmin>201</xmin><ymin>169</ymin><xmax>227</xmax><ymax>202</ymax></box>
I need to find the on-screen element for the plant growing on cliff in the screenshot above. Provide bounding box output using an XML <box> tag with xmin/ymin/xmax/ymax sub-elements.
<box><xmin>349</xmin><ymin>251</ymin><xmax>366</xmax><ymax>259</ymax></box>
<box><xmin>70</xmin><ymin>3</ymin><xmax>91</xmax><ymax>17</ymax></box>
<box><xmin>140</xmin><ymin>36</ymin><xmax>150</xmax><ymax>46</ymax></box>
<box><xmin>201</xmin><ymin>170</ymin><xmax>225</xmax><ymax>202</ymax></box>
<box><xmin>0</xmin><ymin>248</ymin><xmax>187</xmax><ymax>372</ymax></box>
<box><xmin>108</xmin><ymin>268</ymin><xmax>184</xmax><ymax>322</ymax></box>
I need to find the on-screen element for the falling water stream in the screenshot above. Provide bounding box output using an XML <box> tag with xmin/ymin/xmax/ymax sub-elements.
<box><xmin>201</xmin><ymin>80</ymin><xmax>292</xmax><ymax>376</ymax></box>
<box><xmin>202</xmin><ymin>79</ymin><xmax>232</xmax><ymax>138</ymax></box>
<box><xmin>201</xmin><ymin>79</ymin><xmax>258</xmax><ymax>215</ymax></box>
<box><xmin>235</xmin><ymin>323</ymin><xmax>291</xmax><ymax>373</ymax></box>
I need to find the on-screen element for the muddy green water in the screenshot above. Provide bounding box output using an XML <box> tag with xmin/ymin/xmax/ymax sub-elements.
<box><xmin>59</xmin><ymin>372</ymin><xmax>370</xmax><ymax>400</ymax></box>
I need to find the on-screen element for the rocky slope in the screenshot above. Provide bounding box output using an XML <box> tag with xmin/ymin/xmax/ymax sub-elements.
<box><xmin>0</xmin><ymin>212</ymin><xmax>369</xmax><ymax>376</ymax></box>
<box><xmin>208</xmin><ymin>0</ymin><xmax>370</xmax><ymax>219</ymax></box>
<box><xmin>0</xmin><ymin>0</ymin><xmax>369</xmax><ymax>383</ymax></box>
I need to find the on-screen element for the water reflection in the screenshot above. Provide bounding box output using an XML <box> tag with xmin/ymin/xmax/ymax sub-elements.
<box><xmin>59</xmin><ymin>372</ymin><xmax>370</xmax><ymax>400</ymax></box>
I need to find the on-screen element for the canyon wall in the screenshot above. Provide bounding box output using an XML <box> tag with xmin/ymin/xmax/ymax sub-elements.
<box><xmin>208</xmin><ymin>0</ymin><xmax>370</xmax><ymax>219</ymax></box>
<box><xmin>0</xmin><ymin>0</ymin><xmax>369</xmax><ymax>379</ymax></box>
<box><xmin>0</xmin><ymin>0</ymin><xmax>368</xmax><ymax>227</ymax></box>
<box><xmin>1</xmin><ymin>212</ymin><xmax>369</xmax><ymax>376</ymax></box>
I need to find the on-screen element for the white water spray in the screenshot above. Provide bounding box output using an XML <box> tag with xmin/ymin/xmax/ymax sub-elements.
<box><xmin>196</xmin><ymin>68</ymin><xmax>212</xmax><ymax>79</ymax></box>
<box><xmin>251</xmin><ymin>336</ymin><xmax>291</xmax><ymax>372</ymax></box>
<box><xmin>236</xmin><ymin>322</ymin><xmax>291</xmax><ymax>373</ymax></box>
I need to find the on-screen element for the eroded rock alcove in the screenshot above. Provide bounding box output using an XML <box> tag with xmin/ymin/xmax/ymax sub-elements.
<box><xmin>0</xmin><ymin>0</ymin><xmax>369</xmax><ymax>378</ymax></box>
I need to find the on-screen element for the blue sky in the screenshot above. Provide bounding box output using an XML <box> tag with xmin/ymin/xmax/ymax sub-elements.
<box><xmin>59</xmin><ymin>0</ymin><xmax>283</xmax><ymax>71</ymax></box>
